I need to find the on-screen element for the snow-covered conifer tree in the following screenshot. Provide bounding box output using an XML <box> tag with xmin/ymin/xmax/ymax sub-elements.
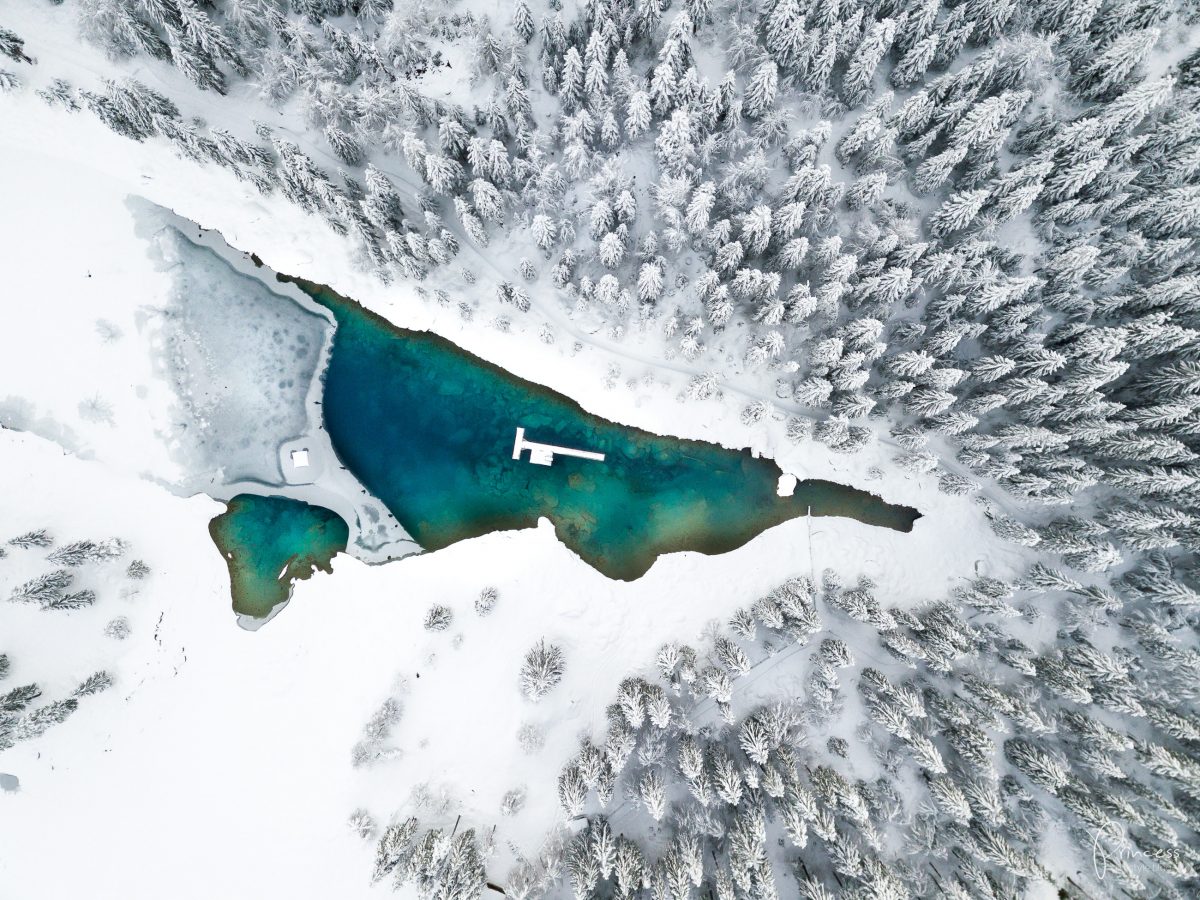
<box><xmin>520</xmin><ymin>640</ymin><xmax>565</xmax><ymax>701</ymax></box>
<box><xmin>743</xmin><ymin>60</ymin><xmax>778</xmax><ymax>119</ymax></box>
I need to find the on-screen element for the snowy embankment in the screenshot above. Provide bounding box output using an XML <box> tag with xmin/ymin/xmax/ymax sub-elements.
<box><xmin>1</xmin><ymin>70</ymin><xmax>1028</xmax><ymax>900</ymax></box>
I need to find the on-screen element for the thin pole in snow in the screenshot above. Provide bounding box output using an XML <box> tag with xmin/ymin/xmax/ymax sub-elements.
<box><xmin>807</xmin><ymin>505</ymin><xmax>815</xmax><ymax>584</ymax></box>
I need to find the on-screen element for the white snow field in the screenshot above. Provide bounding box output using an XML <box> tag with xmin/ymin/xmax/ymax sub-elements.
<box><xmin>0</xmin><ymin>42</ymin><xmax>1027</xmax><ymax>900</ymax></box>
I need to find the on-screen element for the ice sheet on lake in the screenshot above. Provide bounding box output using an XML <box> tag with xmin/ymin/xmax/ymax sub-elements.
<box><xmin>149</xmin><ymin>224</ymin><xmax>329</xmax><ymax>487</ymax></box>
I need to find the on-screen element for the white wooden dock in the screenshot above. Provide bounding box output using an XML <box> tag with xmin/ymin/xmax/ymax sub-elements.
<box><xmin>512</xmin><ymin>427</ymin><xmax>606</xmax><ymax>467</ymax></box>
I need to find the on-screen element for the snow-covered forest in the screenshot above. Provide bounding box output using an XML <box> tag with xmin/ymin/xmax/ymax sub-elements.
<box><xmin>3</xmin><ymin>0</ymin><xmax>1200</xmax><ymax>897</ymax></box>
<box><xmin>2</xmin><ymin>528</ymin><xmax>135</xmax><ymax>754</ymax></box>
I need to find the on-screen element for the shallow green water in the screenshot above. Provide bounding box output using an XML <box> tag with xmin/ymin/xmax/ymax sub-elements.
<box><xmin>209</xmin><ymin>494</ymin><xmax>349</xmax><ymax>617</ymax></box>
<box><xmin>278</xmin><ymin>276</ymin><xmax>919</xmax><ymax>583</ymax></box>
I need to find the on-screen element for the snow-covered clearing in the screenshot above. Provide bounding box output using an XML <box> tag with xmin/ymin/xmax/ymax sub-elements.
<box><xmin>0</xmin><ymin>63</ymin><xmax>1025</xmax><ymax>900</ymax></box>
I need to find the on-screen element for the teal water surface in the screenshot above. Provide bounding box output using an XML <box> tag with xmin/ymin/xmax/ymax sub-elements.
<box><xmin>282</xmin><ymin>276</ymin><xmax>919</xmax><ymax>582</ymax></box>
<box><xmin>209</xmin><ymin>494</ymin><xmax>349</xmax><ymax>617</ymax></box>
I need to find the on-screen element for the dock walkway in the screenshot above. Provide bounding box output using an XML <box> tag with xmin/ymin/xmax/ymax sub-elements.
<box><xmin>512</xmin><ymin>427</ymin><xmax>605</xmax><ymax>466</ymax></box>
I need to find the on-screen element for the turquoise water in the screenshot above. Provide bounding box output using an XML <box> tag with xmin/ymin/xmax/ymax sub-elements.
<box><xmin>209</xmin><ymin>494</ymin><xmax>349</xmax><ymax>617</ymax></box>
<box><xmin>281</xmin><ymin>276</ymin><xmax>919</xmax><ymax>582</ymax></box>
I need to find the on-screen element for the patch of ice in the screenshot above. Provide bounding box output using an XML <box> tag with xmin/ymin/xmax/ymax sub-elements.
<box><xmin>147</xmin><ymin>222</ymin><xmax>329</xmax><ymax>488</ymax></box>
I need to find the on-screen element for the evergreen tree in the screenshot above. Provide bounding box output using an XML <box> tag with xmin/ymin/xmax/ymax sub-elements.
<box><xmin>520</xmin><ymin>640</ymin><xmax>565</xmax><ymax>701</ymax></box>
<box><xmin>743</xmin><ymin>60</ymin><xmax>778</xmax><ymax>119</ymax></box>
<box><xmin>842</xmin><ymin>18</ymin><xmax>897</xmax><ymax>108</ymax></box>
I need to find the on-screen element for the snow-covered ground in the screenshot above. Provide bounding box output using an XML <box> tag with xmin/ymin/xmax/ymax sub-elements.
<box><xmin>0</xmin><ymin>60</ymin><xmax>1029</xmax><ymax>900</ymax></box>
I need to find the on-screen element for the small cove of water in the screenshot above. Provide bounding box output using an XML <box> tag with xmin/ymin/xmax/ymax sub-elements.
<box><xmin>273</xmin><ymin>275</ymin><xmax>919</xmax><ymax>584</ymax></box>
<box><xmin>209</xmin><ymin>494</ymin><xmax>349</xmax><ymax>618</ymax></box>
